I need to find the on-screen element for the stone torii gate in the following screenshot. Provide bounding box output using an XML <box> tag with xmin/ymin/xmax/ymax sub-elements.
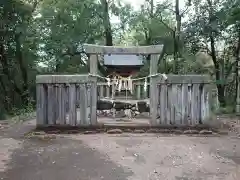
<box><xmin>84</xmin><ymin>44</ymin><xmax>164</xmax><ymax>125</ymax></box>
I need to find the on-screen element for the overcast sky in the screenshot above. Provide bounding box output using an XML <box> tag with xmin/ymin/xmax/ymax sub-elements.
<box><xmin>111</xmin><ymin>0</ymin><xmax>186</xmax><ymax>23</ymax></box>
<box><xmin>123</xmin><ymin>0</ymin><xmax>185</xmax><ymax>9</ymax></box>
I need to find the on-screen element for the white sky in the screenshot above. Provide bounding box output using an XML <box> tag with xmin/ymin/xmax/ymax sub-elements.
<box><xmin>123</xmin><ymin>0</ymin><xmax>185</xmax><ymax>9</ymax></box>
<box><xmin>111</xmin><ymin>0</ymin><xmax>186</xmax><ymax>23</ymax></box>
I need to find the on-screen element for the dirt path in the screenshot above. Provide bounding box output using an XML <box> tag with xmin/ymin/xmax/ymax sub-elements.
<box><xmin>1</xmin><ymin>119</ymin><xmax>240</xmax><ymax>180</ymax></box>
<box><xmin>70</xmin><ymin>134</ymin><xmax>240</xmax><ymax>180</ymax></box>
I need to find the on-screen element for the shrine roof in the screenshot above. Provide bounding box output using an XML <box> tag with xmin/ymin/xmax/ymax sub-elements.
<box><xmin>103</xmin><ymin>54</ymin><xmax>143</xmax><ymax>66</ymax></box>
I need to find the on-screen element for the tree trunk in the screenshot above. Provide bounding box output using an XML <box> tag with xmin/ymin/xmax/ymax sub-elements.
<box><xmin>101</xmin><ymin>0</ymin><xmax>113</xmax><ymax>46</ymax></box>
<box><xmin>207</xmin><ymin>0</ymin><xmax>226</xmax><ymax>106</ymax></box>
<box><xmin>159</xmin><ymin>44</ymin><xmax>166</xmax><ymax>73</ymax></box>
<box><xmin>149</xmin><ymin>0</ymin><xmax>154</xmax><ymax>45</ymax></box>
<box><xmin>173</xmin><ymin>0</ymin><xmax>181</xmax><ymax>74</ymax></box>
<box><xmin>173</xmin><ymin>29</ymin><xmax>178</xmax><ymax>73</ymax></box>
<box><xmin>217</xmin><ymin>84</ymin><xmax>225</xmax><ymax>106</ymax></box>
<box><xmin>175</xmin><ymin>0</ymin><xmax>181</xmax><ymax>45</ymax></box>
<box><xmin>0</xmin><ymin>77</ymin><xmax>11</xmax><ymax>111</ymax></box>
<box><xmin>209</xmin><ymin>34</ymin><xmax>226</xmax><ymax>106</ymax></box>
<box><xmin>97</xmin><ymin>0</ymin><xmax>113</xmax><ymax>76</ymax></box>
<box><xmin>235</xmin><ymin>29</ymin><xmax>240</xmax><ymax>113</ymax></box>
<box><xmin>15</xmin><ymin>33</ymin><xmax>29</xmax><ymax>105</ymax></box>
<box><xmin>0</xmin><ymin>43</ymin><xmax>22</xmax><ymax>96</ymax></box>
<box><xmin>56</xmin><ymin>60</ymin><xmax>61</xmax><ymax>72</ymax></box>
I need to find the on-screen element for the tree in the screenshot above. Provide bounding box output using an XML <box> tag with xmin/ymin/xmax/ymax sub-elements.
<box><xmin>0</xmin><ymin>0</ymin><xmax>40</xmax><ymax>112</ymax></box>
<box><xmin>184</xmin><ymin>0</ymin><xmax>233</xmax><ymax>106</ymax></box>
<box><xmin>224</xmin><ymin>0</ymin><xmax>240</xmax><ymax>112</ymax></box>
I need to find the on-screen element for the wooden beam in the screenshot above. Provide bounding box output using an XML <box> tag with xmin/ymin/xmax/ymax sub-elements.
<box><xmin>36</xmin><ymin>75</ymin><xmax>95</xmax><ymax>84</ymax></box>
<box><xmin>156</xmin><ymin>75</ymin><xmax>210</xmax><ymax>84</ymax></box>
<box><xmin>84</xmin><ymin>44</ymin><xmax>164</xmax><ymax>55</ymax></box>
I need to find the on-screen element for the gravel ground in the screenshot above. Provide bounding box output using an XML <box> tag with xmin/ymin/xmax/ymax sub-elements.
<box><xmin>1</xmin><ymin>118</ymin><xmax>240</xmax><ymax>180</ymax></box>
<box><xmin>70</xmin><ymin>134</ymin><xmax>240</xmax><ymax>180</ymax></box>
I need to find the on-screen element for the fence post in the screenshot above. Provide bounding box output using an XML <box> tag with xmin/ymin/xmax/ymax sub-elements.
<box><xmin>150</xmin><ymin>54</ymin><xmax>159</xmax><ymax>125</ymax></box>
<box><xmin>236</xmin><ymin>81</ymin><xmax>240</xmax><ymax>115</ymax></box>
<box><xmin>89</xmin><ymin>54</ymin><xmax>98</xmax><ymax>125</ymax></box>
<box><xmin>36</xmin><ymin>84</ymin><xmax>47</xmax><ymax>126</ymax></box>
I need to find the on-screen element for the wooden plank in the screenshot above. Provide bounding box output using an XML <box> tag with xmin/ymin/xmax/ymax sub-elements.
<box><xmin>136</xmin><ymin>84</ymin><xmax>141</xmax><ymax>99</ymax></box>
<box><xmin>200</xmin><ymin>84</ymin><xmax>205</xmax><ymax>124</ymax></box>
<box><xmin>76</xmin><ymin>84</ymin><xmax>80</xmax><ymax>125</ymax></box>
<box><xmin>150</xmin><ymin>54</ymin><xmax>159</xmax><ymax>125</ymax></box>
<box><xmin>190</xmin><ymin>84</ymin><xmax>195</xmax><ymax>125</ymax></box>
<box><xmin>112</xmin><ymin>84</ymin><xmax>116</xmax><ymax>99</ymax></box>
<box><xmin>174</xmin><ymin>84</ymin><xmax>181</xmax><ymax>125</ymax></box>
<box><xmin>157</xmin><ymin>85</ymin><xmax>161</xmax><ymax>124</ymax></box>
<box><xmin>57</xmin><ymin>84</ymin><xmax>64</xmax><ymax>125</ymax></box>
<box><xmin>160</xmin><ymin>83</ymin><xmax>168</xmax><ymax>124</ymax></box>
<box><xmin>166</xmin><ymin>85</ymin><xmax>171</xmax><ymax>124</ymax></box>
<box><xmin>90</xmin><ymin>80</ymin><xmax>97</xmax><ymax>125</ymax></box>
<box><xmin>182</xmin><ymin>82</ymin><xmax>188</xmax><ymax>125</ymax></box>
<box><xmin>159</xmin><ymin>84</ymin><xmax>166</xmax><ymax>124</ymax></box>
<box><xmin>76</xmin><ymin>84</ymin><xmax>80</xmax><ymax>107</ymax></box>
<box><xmin>47</xmin><ymin>84</ymin><xmax>56</xmax><ymax>125</ymax></box>
<box><xmin>195</xmin><ymin>84</ymin><xmax>200</xmax><ymax>124</ymax></box>
<box><xmin>65</xmin><ymin>84</ymin><xmax>70</xmax><ymax>114</ymax></box>
<box><xmin>36</xmin><ymin>84</ymin><xmax>47</xmax><ymax>125</ymax></box>
<box><xmin>87</xmin><ymin>84</ymin><xmax>91</xmax><ymax>119</ymax></box>
<box><xmin>84</xmin><ymin>44</ymin><xmax>163</xmax><ymax>54</ymax></box>
<box><xmin>190</xmin><ymin>84</ymin><xmax>200</xmax><ymax>125</ymax></box>
<box><xmin>204</xmin><ymin>84</ymin><xmax>211</xmax><ymax>122</ymax></box>
<box><xmin>100</xmin><ymin>85</ymin><xmax>104</xmax><ymax>98</ymax></box>
<box><xmin>106</xmin><ymin>85</ymin><xmax>110</xmax><ymax>97</ymax></box>
<box><xmin>59</xmin><ymin>84</ymin><xmax>67</xmax><ymax>125</ymax></box>
<box><xmin>87</xmin><ymin>84</ymin><xmax>91</xmax><ymax>107</ymax></box>
<box><xmin>54</xmin><ymin>85</ymin><xmax>59</xmax><ymax>123</ymax></box>
<box><xmin>171</xmin><ymin>85</ymin><xmax>177</xmax><ymax>124</ymax></box>
<box><xmin>156</xmin><ymin>85</ymin><xmax>160</xmax><ymax>123</ymax></box>
<box><xmin>79</xmin><ymin>84</ymin><xmax>88</xmax><ymax>125</ymax></box>
<box><xmin>188</xmin><ymin>85</ymin><xmax>192</xmax><ymax>125</ymax></box>
<box><xmin>68</xmin><ymin>84</ymin><xmax>77</xmax><ymax>126</ymax></box>
<box><xmin>143</xmin><ymin>85</ymin><xmax>148</xmax><ymax>99</ymax></box>
<box><xmin>54</xmin><ymin>85</ymin><xmax>58</xmax><ymax>123</ymax></box>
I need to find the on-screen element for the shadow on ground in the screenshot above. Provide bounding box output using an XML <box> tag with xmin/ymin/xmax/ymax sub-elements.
<box><xmin>0</xmin><ymin>120</ymin><xmax>132</xmax><ymax>180</ymax></box>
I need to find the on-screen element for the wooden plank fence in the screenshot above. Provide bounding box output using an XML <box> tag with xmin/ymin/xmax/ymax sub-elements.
<box><xmin>36</xmin><ymin>74</ymin><xmax>212</xmax><ymax>127</ymax></box>
<box><xmin>154</xmin><ymin>75</ymin><xmax>211</xmax><ymax>125</ymax></box>
<box><xmin>36</xmin><ymin>75</ymin><xmax>97</xmax><ymax>126</ymax></box>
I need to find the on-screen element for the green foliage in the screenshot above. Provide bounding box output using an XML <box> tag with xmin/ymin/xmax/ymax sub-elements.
<box><xmin>11</xmin><ymin>104</ymin><xmax>34</xmax><ymax>117</ymax></box>
<box><xmin>215</xmin><ymin>106</ymin><xmax>235</xmax><ymax>115</ymax></box>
